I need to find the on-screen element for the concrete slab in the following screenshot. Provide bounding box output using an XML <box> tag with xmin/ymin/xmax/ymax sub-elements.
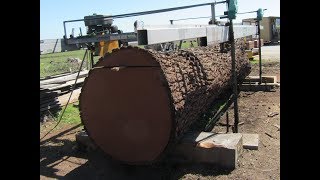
<box><xmin>242</xmin><ymin>133</ymin><xmax>259</xmax><ymax>150</ymax></box>
<box><xmin>172</xmin><ymin>132</ymin><xmax>243</xmax><ymax>169</ymax></box>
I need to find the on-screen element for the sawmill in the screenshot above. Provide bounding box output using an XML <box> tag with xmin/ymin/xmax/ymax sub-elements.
<box><xmin>67</xmin><ymin>0</ymin><xmax>257</xmax><ymax>165</ymax></box>
<box><xmin>41</xmin><ymin>0</ymin><xmax>279</xmax><ymax>170</ymax></box>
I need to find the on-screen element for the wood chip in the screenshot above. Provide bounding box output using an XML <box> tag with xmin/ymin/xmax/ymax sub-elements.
<box><xmin>273</xmin><ymin>124</ymin><xmax>280</xmax><ymax>131</ymax></box>
<box><xmin>268</xmin><ymin>112</ymin><xmax>279</xmax><ymax>117</ymax></box>
<box><xmin>265</xmin><ymin>132</ymin><xmax>277</xmax><ymax>139</ymax></box>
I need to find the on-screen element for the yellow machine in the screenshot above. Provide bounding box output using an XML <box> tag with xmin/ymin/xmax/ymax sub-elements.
<box><xmin>83</xmin><ymin>14</ymin><xmax>122</xmax><ymax>57</ymax></box>
<box><xmin>246</xmin><ymin>50</ymin><xmax>253</xmax><ymax>60</ymax></box>
<box><xmin>98</xmin><ymin>40</ymin><xmax>119</xmax><ymax>57</ymax></box>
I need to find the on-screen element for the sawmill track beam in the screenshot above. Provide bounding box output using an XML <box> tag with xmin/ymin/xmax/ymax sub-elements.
<box><xmin>137</xmin><ymin>25</ymin><xmax>256</xmax><ymax>45</ymax></box>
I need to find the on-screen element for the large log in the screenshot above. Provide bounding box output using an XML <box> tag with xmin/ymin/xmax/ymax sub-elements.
<box><xmin>79</xmin><ymin>38</ymin><xmax>251</xmax><ymax>164</ymax></box>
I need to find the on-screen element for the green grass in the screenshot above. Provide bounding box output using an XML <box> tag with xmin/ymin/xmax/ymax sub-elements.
<box><xmin>59</xmin><ymin>103</ymin><xmax>82</xmax><ymax>125</ymax></box>
<box><xmin>40</xmin><ymin>50</ymin><xmax>100</xmax><ymax>78</ymax></box>
<box><xmin>46</xmin><ymin>102</ymin><xmax>82</xmax><ymax>126</ymax></box>
<box><xmin>40</xmin><ymin>40</ymin><xmax>199</xmax><ymax>79</ymax></box>
<box><xmin>40</xmin><ymin>102</ymin><xmax>82</xmax><ymax>133</ymax></box>
<box><xmin>181</xmin><ymin>40</ymin><xmax>199</xmax><ymax>49</ymax></box>
<box><xmin>250</xmin><ymin>58</ymin><xmax>267</xmax><ymax>64</ymax></box>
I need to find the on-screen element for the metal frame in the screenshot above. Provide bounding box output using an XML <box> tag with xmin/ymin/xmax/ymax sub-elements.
<box><xmin>66</xmin><ymin>32</ymin><xmax>137</xmax><ymax>45</ymax></box>
<box><xmin>61</xmin><ymin>0</ymin><xmax>262</xmax><ymax>134</ymax></box>
<box><xmin>137</xmin><ymin>25</ymin><xmax>256</xmax><ymax>45</ymax></box>
<box><xmin>63</xmin><ymin>1</ymin><xmax>228</xmax><ymax>45</ymax></box>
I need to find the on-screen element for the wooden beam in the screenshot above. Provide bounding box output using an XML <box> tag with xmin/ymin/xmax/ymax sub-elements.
<box><xmin>40</xmin><ymin>70</ymin><xmax>88</xmax><ymax>85</ymax></box>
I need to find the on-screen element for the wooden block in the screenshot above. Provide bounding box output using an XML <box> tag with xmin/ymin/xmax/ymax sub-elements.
<box><xmin>244</xmin><ymin>76</ymin><xmax>277</xmax><ymax>84</ymax></box>
<box><xmin>239</xmin><ymin>83</ymin><xmax>278</xmax><ymax>92</ymax></box>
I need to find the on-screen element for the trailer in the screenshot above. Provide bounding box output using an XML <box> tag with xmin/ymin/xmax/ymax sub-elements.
<box><xmin>242</xmin><ymin>16</ymin><xmax>280</xmax><ymax>44</ymax></box>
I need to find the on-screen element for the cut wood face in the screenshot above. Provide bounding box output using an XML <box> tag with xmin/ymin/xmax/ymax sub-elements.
<box><xmin>79</xmin><ymin>48</ymin><xmax>173</xmax><ymax>163</ymax></box>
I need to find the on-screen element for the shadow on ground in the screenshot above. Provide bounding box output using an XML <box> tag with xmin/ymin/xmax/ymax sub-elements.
<box><xmin>40</xmin><ymin>125</ymin><xmax>232</xmax><ymax>180</ymax></box>
<box><xmin>40</xmin><ymin>124</ymin><xmax>86</xmax><ymax>179</ymax></box>
<box><xmin>62</xmin><ymin>149</ymin><xmax>232</xmax><ymax>180</ymax></box>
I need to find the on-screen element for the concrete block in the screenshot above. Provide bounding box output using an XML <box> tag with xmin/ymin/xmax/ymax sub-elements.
<box><xmin>75</xmin><ymin>130</ymin><xmax>97</xmax><ymax>151</ymax></box>
<box><xmin>242</xmin><ymin>133</ymin><xmax>259</xmax><ymax>150</ymax></box>
<box><xmin>172</xmin><ymin>132</ymin><xmax>243</xmax><ymax>169</ymax></box>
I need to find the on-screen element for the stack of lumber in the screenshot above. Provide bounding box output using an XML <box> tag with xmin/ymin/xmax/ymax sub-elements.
<box><xmin>40</xmin><ymin>70</ymin><xmax>88</xmax><ymax>121</ymax></box>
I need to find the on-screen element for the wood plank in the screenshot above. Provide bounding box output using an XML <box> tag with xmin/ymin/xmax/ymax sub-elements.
<box><xmin>40</xmin><ymin>98</ymin><xmax>59</xmax><ymax>107</ymax></box>
<box><xmin>40</xmin><ymin>104</ymin><xmax>60</xmax><ymax>112</ymax></box>
<box><xmin>40</xmin><ymin>88</ymin><xmax>81</xmax><ymax>112</ymax></box>
<box><xmin>40</xmin><ymin>70</ymin><xmax>88</xmax><ymax>85</ymax></box>
<box><xmin>239</xmin><ymin>83</ymin><xmax>279</xmax><ymax>91</ymax></box>
<box><xmin>40</xmin><ymin>84</ymin><xmax>64</xmax><ymax>89</ymax></box>
<box><xmin>41</xmin><ymin>77</ymin><xmax>86</xmax><ymax>91</ymax></box>
<box><xmin>57</xmin><ymin>88</ymin><xmax>82</xmax><ymax>106</ymax></box>
<box><xmin>40</xmin><ymin>90</ymin><xmax>61</xmax><ymax>98</ymax></box>
<box><xmin>40</xmin><ymin>72</ymin><xmax>72</xmax><ymax>81</ymax></box>
<box><xmin>243</xmin><ymin>76</ymin><xmax>277</xmax><ymax>83</ymax></box>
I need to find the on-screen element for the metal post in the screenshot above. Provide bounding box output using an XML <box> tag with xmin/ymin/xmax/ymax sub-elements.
<box><xmin>90</xmin><ymin>51</ymin><xmax>94</xmax><ymax>68</ymax></box>
<box><xmin>257</xmin><ymin>20</ymin><xmax>262</xmax><ymax>84</ymax></box>
<box><xmin>211</xmin><ymin>3</ymin><xmax>216</xmax><ymax>24</ymax></box>
<box><xmin>63</xmin><ymin>22</ymin><xmax>67</xmax><ymax>39</ymax></box>
<box><xmin>226</xmin><ymin>111</ymin><xmax>229</xmax><ymax>133</ymax></box>
<box><xmin>229</xmin><ymin>20</ymin><xmax>239</xmax><ymax>133</ymax></box>
<box><xmin>79</xmin><ymin>27</ymin><xmax>82</xmax><ymax>36</ymax></box>
<box><xmin>71</xmin><ymin>28</ymin><xmax>74</xmax><ymax>37</ymax></box>
<box><xmin>86</xmin><ymin>49</ymin><xmax>89</xmax><ymax>70</ymax></box>
<box><xmin>178</xmin><ymin>40</ymin><xmax>183</xmax><ymax>49</ymax></box>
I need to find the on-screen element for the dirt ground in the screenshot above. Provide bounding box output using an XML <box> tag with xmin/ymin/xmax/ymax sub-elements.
<box><xmin>40</xmin><ymin>45</ymin><xmax>280</xmax><ymax>180</ymax></box>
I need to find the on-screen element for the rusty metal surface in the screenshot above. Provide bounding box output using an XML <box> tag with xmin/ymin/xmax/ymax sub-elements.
<box><xmin>79</xmin><ymin>39</ymin><xmax>250</xmax><ymax>164</ymax></box>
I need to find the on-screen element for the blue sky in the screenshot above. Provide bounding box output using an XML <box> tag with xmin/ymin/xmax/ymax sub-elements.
<box><xmin>40</xmin><ymin>0</ymin><xmax>280</xmax><ymax>40</ymax></box>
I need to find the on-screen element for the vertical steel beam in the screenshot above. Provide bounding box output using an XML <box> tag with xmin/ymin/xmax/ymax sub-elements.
<box><xmin>63</xmin><ymin>22</ymin><xmax>67</xmax><ymax>39</ymax></box>
<box><xmin>90</xmin><ymin>51</ymin><xmax>94</xmax><ymax>68</ymax></box>
<box><xmin>226</xmin><ymin>111</ymin><xmax>229</xmax><ymax>133</ymax></box>
<box><xmin>211</xmin><ymin>3</ymin><xmax>216</xmax><ymax>24</ymax></box>
<box><xmin>229</xmin><ymin>20</ymin><xmax>239</xmax><ymax>133</ymax></box>
<box><xmin>257</xmin><ymin>20</ymin><xmax>262</xmax><ymax>84</ymax></box>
